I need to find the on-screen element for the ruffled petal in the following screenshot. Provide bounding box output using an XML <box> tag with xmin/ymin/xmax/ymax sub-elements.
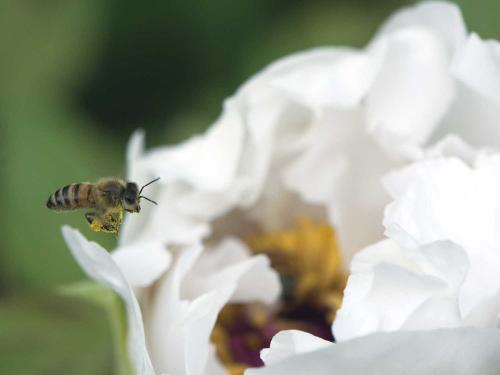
<box><xmin>61</xmin><ymin>226</ymin><xmax>156</xmax><ymax>375</ymax></box>
<box><xmin>383</xmin><ymin>155</ymin><xmax>500</xmax><ymax>320</ymax></box>
<box><xmin>147</xmin><ymin>239</ymin><xmax>279</xmax><ymax>375</ymax></box>
<box><xmin>452</xmin><ymin>33</ymin><xmax>500</xmax><ymax>106</ymax></box>
<box><xmin>120</xmin><ymin>187</ymin><xmax>210</xmax><ymax>246</ymax></box>
<box><xmin>144</xmin><ymin>98</ymin><xmax>244</xmax><ymax>192</ymax></box>
<box><xmin>127</xmin><ymin>128</ymin><xmax>149</xmax><ymax>184</ymax></box>
<box><xmin>121</xmin><ymin>130</ymin><xmax>195</xmax><ymax>247</ymax></box>
<box><xmin>247</xmin><ymin>328</ymin><xmax>500</xmax><ymax>375</ymax></box>
<box><xmin>431</xmin><ymin>83</ymin><xmax>500</xmax><ymax>149</ymax></box>
<box><xmin>147</xmin><ymin>244</ymin><xmax>208</xmax><ymax>375</ymax></box>
<box><xmin>112</xmin><ymin>241</ymin><xmax>171</xmax><ymax>288</ymax></box>
<box><xmin>260</xmin><ymin>330</ymin><xmax>331</xmax><ymax>366</ymax></box>
<box><xmin>284</xmin><ymin>110</ymin><xmax>400</xmax><ymax>262</ymax></box>
<box><xmin>257</xmin><ymin>47</ymin><xmax>379</xmax><ymax>110</ymax></box>
<box><xmin>366</xmin><ymin>26</ymin><xmax>455</xmax><ymax>155</ymax></box>
<box><xmin>333</xmin><ymin>239</ymin><xmax>466</xmax><ymax>341</ymax></box>
<box><xmin>182</xmin><ymin>237</ymin><xmax>281</xmax><ymax>304</ymax></box>
<box><xmin>182</xmin><ymin>288</ymin><xmax>236</xmax><ymax>375</ymax></box>
<box><xmin>373</xmin><ymin>1</ymin><xmax>466</xmax><ymax>54</ymax></box>
<box><xmin>429</xmin><ymin>33</ymin><xmax>500</xmax><ymax>149</ymax></box>
<box><xmin>383</xmin><ymin>158</ymin><xmax>482</xmax><ymax>247</ymax></box>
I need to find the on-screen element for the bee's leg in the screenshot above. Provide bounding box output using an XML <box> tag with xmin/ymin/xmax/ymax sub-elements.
<box><xmin>85</xmin><ymin>212</ymin><xmax>119</xmax><ymax>234</ymax></box>
<box><xmin>101</xmin><ymin>212</ymin><xmax>120</xmax><ymax>234</ymax></box>
<box><xmin>109</xmin><ymin>212</ymin><xmax>123</xmax><ymax>239</ymax></box>
<box><xmin>101</xmin><ymin>211</ymin><xmax>123</xmax><ymax>231</ymax></box>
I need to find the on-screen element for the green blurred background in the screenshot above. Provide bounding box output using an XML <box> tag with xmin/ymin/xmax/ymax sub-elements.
<box><xmin>1</xmin><ymin>0</ymin><xmax>498</xmax><ymax>373</ymax></box>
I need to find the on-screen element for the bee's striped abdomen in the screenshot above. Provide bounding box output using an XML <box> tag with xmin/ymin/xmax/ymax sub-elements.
<box><xmin>46</xmin><ymin>183</ymin><xmax>95</xmax><ymax>211</ymax></box>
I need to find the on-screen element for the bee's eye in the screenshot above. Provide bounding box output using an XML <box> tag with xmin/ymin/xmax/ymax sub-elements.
<box><xmin>124</xmin><ymin>193</ymin><xmax>135</xmax><ymax>204</ymax></box>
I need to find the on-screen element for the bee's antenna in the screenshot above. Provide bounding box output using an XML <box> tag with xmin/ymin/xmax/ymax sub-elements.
<box><xmin>139</xmin><ymin>196</ymin><xmax>158</xmax><ymax>205</ymax></box>
<box><xmin>139</xmin><ymin>177</ymin><xmax>160</xmax><ymax>194</ymax></box>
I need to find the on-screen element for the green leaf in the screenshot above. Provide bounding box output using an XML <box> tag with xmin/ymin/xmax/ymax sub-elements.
<box><xmin>60</xmin><ymin>281</ymin><xmax>134</xmax><ymax>375</ymax></box>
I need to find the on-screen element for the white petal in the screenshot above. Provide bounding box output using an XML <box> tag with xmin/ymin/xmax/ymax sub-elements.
<box><xmin>283</xmin><ymin>112</ymin><xmax>356</xmax><ymax>204</ymax></box>
<box><xmin>383</xmin><ymin>156</ymin><xmax>500</xmax><ymax>320</ymax></box>
<box><xmin>144</xmin><ymin>98</ymin><xmax>244</xmax><ymax>192</ymax></box>
<box><xmin>383</xmin><ymin>158</ymin><xmax>479</xmax><ymax>247</ymax></box>
<box><xmin>148</xmin><ymin>86</ymin><xmax>311</xmax><ymax>224</ymax></box>
<box><xmin>61</xmin><ymin>226</ymin><xmax>156</xmax><ymax>375</ymax></box>
<box><xmin>366</xmin><ymin>26</ymin><xmax>455</xmax><ymax>154</ymax></box>
<box><xmin>435</xmin><ymin>24</ymin><xmax>500</xmax><ymax>149</ymax></box>
<box><xmin>373</xmin><ymin>1</ymin><xmax>466</xmax><ymax>54</ymax></box>
<box><xmin>236</xmin><ymin>80</ymin><xmax>312</xmax><ymax>208</ymax></box>
<box><xmin>367</xmin><ymin>1</ymin><xmax>464</xmax><ymax>153</ymax></box>
<box><xmin>112</xmin><ymin>241</ymin><xmax>172</xmax><ymax>288</ymax></box>
<box><xmin>234</xmin><ymin>83</ymin><xmax>316</xmax><ymax>231</ymax></box>
<box><xmin>122</xmin><ymin>129</ymin><xmax>182</xmax><ymax>246</ymax></box>
<box><xmin>464</xmin><ymin>294</ymin><xmax>500</xmax><ymax>327</ymax></box>
<box><xmin>431</xmin><ymin>81</ymin><xmax>500</xmax><ymax>149</ymax></box>
<box><xmin>127</xmin><ymin>128</ymin><xmax>147</xmax><ymax>183</ymax></box>
<box><xmin>246</xmin><ymin>328</ymin><xmax>500</xmax><ymax>375</ymax></box>
<box><xmin>158</xmin><ymin>287</ymin><xmax>235</xmax><ymax>375</ymax></box>
<box><xmin>259</xmin><ymin>47</ymin><xmax>379</xmax><ymax>110</ymax></box>
<box><xmin>183</xmin><ymin>288</ymin><xmax>236</xmax><ymax>375</ymax></box>
<box><xmin>260</xmin><ymin>330</ymin><xmax>331</xmax><ymax>366</ymax></box>
<box><xmin>182</xmin><ymin>237</ymin><xmax>281</xmax><ymax>304</ymax></box>
<box><xmin>333</xmin><ymin>239</ymin><xmax>466</xmax><ymax>341</ymax></box>
<box><xmin>422</xmin><ymin>134</ymin><xmax>478</xmax><ymax>164</ymax></box>
<box><xmin>146</xmin><ymin>244</ymin><xmax>237</xmax><ymax>375</ymax></box>
<box><xmin>284</xmin><ymin>110</ymin><xmax>400</xmax><ymax>262</ymax></box>
<box><xmin>120</xmin><ymin>185</ymin><xmax>210</xmax><ymax>247</ymax></box>
<box><xmin>169</xmin><ymin>187</ymin><xmax>243</xmax><ymax>222</ymax></box>
<box><xmin>452</xmin><ymin>33</ymin><xmax>500</xmax><ymax>106</ymax></box>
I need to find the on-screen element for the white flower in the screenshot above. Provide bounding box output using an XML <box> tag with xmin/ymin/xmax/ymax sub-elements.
<box><xmin>245</xmin><ymin>328</ymin><xmax>500</xmax><ymax>375</ymax></box>
<box><xmin>60</xmin><ymin>1</ymin><xmax>500</xmax><ymax>374</ymax></box>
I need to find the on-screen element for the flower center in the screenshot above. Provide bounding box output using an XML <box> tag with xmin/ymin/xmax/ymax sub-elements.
<box><xmin>211</xmin><ymin>218</ymin><xmax>347</xmax><ymax>375</ymax></box>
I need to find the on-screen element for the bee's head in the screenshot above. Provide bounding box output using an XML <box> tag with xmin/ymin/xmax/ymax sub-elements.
<box><xmin>123</xmin><ymin>177</ymin><xmax>160</xmax><ymax>213</ymax></box>
<box><xmin>123</xmin><ymin>182</ymin><xmax>140</xmax><ymax>213</ymax></box>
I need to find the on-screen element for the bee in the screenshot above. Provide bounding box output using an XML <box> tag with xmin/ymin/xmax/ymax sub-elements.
<box><xmin>46</xmin><ymin>177</ymin><xmax>160</xmax><ymax>234</ymax></box>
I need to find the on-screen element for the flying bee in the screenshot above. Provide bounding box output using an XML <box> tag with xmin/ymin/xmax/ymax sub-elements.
<box><xmin>46</xmin><ymin>177</ymin><xmax>160</xmax><ymax>234</ymax></box>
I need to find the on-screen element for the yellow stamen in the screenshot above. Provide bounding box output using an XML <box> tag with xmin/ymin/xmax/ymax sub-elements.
<box><xmin>211</xmin><ymin>218</ymin><xmax>347</xmax><ymax>373</ymax></box>
<box><xmin>247</xmin><ymin>217</ymin><xmax>346</xmax><ymax>315</ymax></box>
